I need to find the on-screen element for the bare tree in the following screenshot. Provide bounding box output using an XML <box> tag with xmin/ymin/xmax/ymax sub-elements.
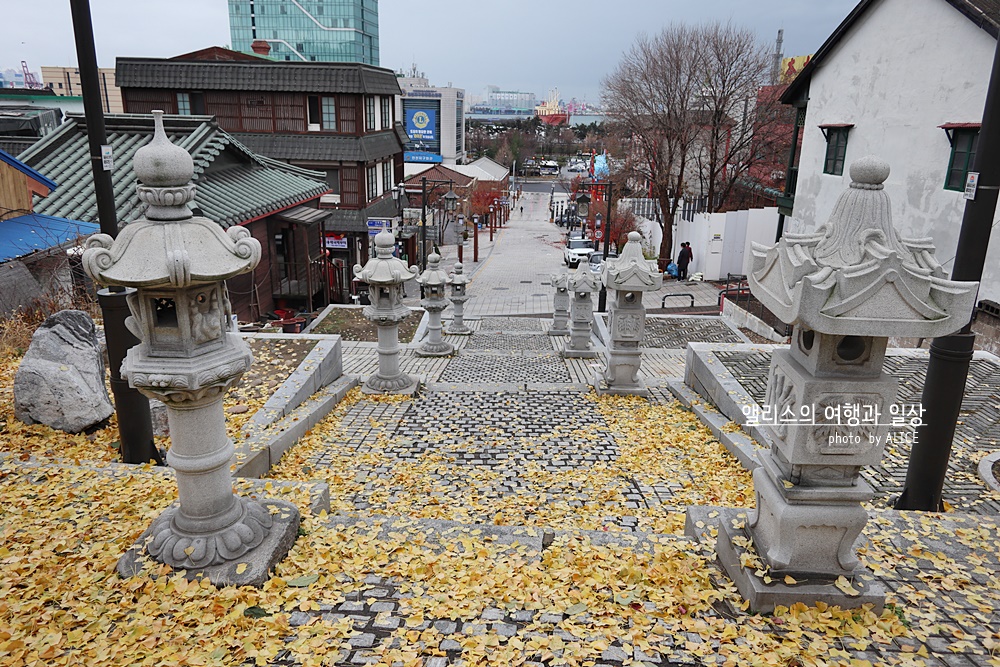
<box><xmin>603</xmin><ymin>22</ymin><xmax>777</xmax><ymax>263</ymax></box>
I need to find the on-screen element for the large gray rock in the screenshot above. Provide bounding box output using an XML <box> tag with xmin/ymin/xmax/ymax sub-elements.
<box><xmin>14</xmin><ymin>310</ymin><xmax>114</xmax><ymax>433</ymax></box>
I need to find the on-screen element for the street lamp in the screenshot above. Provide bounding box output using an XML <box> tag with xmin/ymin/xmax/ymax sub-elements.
<box><xmin>489</xmin><ymin>204</ymin><xmax>496</xmax><ymax>241</ymax></box>
<box><xmin>579</xmin><ymin>181</ymin><xmax>615</xmax><ymax>312</ymax></box>
<box><xmin>418</xmin><ymin>176</ymin><xmax>455</xmax><ymax>271</ymax></box>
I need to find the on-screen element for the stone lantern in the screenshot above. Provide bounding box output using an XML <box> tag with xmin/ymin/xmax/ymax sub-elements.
<box><xmin>716</xmin><ymin>156</ymin><xmax>978</xmax><ymax>612</ymax></box>
<box><xmin>415</xmin><ymin>252</ymin><xmax>455</xmax><ymax>357</ymax></box>
<box><xmin>563</xmin><ymin>262</ymin><xmax>600</xmax><ymax>359</ymax></box>
<box><xmin>84</xmin><ymin>111</ymin><xmax>298</xmax><ymax>585</ymax></box>
<box><xmin>354</xmin><ymin>231</ymin><xmax>420</xmax><ymax>394</ymax></box>
<box><xmin>548</xmin><ymin>271</ymin><xmax>571</xmax><ymax>336</ymax></box>
<box><xmin>596</xmin><ymin>231</ymin><xmax>662</xmax><ymax>396</ymax></box>
<box><xmin>444</xmin><ymin>262</ymin><xmax>472</xmax><ymax>335</ymax></box>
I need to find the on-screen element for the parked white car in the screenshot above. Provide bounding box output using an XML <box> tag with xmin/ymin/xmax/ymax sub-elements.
<box><xmin>563</xmin><ymin>238</ymin><xmax>595</xmax><ymax>267</ymax></box>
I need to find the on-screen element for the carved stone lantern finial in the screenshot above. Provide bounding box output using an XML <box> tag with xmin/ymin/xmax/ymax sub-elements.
<box><xmin>353</xmin><ymin>231</ymin><xmax>420</xmax><ymax>394</ymax></box>
<box><xmin>84</xmin><ymin>111</ymin><xmax>298</xmax><ymax>586</ymax></box>
<box><xmin>715</xmin><ymin>156</ymin><xmax>979</xmax><ymax>613</ymax></box>
<box><xmin>415</xmin><ymin>252</ymin><xmax>455</xmax><ymax>357</ymax></box>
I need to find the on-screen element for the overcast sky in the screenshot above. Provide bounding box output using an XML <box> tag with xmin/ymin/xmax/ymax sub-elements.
<box><xmin>3</xmin><ymin>0</ymin><xmax>860</xmax><ymax>102</ymax></box>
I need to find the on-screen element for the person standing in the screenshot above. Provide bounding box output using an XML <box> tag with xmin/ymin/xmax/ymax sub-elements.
<box><xmin>677</xmin><ymin>242</ymin><xmax>692</xmax><ymax>280</ymax></box>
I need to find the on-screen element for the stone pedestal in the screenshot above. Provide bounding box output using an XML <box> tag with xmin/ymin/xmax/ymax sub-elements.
<box><xmin>445</xmin><ymin>262</ymin><xmax>472</xmax><ymax>335</ymax></box>
<box><xmin>549</xmin><ymin>272</ymin><xmax>570</xmax><ymax>336</ymax></box>
<box><xmin>595</xmin><ymin>232</ymin><xmax>662</xmax><ymax>396</ymax></box>
<box><xmin>563</xmin><ymin>263</ymin><xmax>599</xmax><ymax>359</ymax></box>
<box><xmin>718</xmin><ymin>156</ymin><xmax>980</xmax><ymax>612</ymax></box>
<box><xmin>82</xmin><ymin>111</ymin><xmax>298</xmax><ymax>585</ymax></box>
<box><xmin>416</xmin><ymin>253</ymin><xmax>455</xmax><ymax>357</ymax></box>
<box><xmin>355</xmin><ymin>232</ymin><xmax>420</xmax><ymax>395</ymax></box>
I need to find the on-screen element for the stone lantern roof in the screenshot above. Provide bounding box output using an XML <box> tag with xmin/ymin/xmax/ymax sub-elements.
<box><xmin>550</xmin><ymin>271</ymin><xmax>569</xmax><ymax>291</ymax></box>
<box><xmin>416</xmin><ymin>253</ymin><xmax>451</xmax><ymax>289</ymax></box>
<box><xmin>749</xmin><ymin>156</ymin><xmax>979</xmax><ymax>337</ymax></box>
<box><xmin>567</xmin><ymin>261</ymin><xmax>600</xmax><ymax>293</ymax></box>
<box><xmin>353</xmin><ymin>231</ymin><xmax>417</xmax><ymax>285</ymax></box>
<box><xmin>449</xmin><ymin>262</ymin><xmax>469</xmax><ymax>287</ymax></box>
<box><xmin>602</xmin><ymin>231</ymin><xmax>663</xmax><ymax>292</ymax></box>
<box><xmin>82</xmin><ymin>111</ymin><xmax>262</xmax><ymax>289</ymax></box>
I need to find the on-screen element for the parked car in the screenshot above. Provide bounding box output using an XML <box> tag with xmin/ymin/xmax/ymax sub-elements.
<box><xmin>563</xmin><ymin>238</ymin><xmax>595</xmax><ymax>267</ymax></box>
<box><xmin>588</xmin><ymin>252</ymin><xmax>617</xmax><ymax>274</ymax></box>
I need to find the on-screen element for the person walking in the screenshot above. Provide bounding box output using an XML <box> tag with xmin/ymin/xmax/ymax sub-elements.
<box><xmin>677</xmin><ymin>242</ymin><xmax>692</xmax><ymax>281</ymax></box>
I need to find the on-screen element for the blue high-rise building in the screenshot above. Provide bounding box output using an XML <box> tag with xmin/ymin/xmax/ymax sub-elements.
<box><xmin>228</xmin><ymin>0</ymin><xmax>379</xmax><ymax>65</ymax></box>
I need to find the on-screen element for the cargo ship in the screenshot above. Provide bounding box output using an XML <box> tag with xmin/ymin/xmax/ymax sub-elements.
<box><xmin>535</xmin><ymin>90</ymin><xmax>569</xmax><ymax>126</ymax></box>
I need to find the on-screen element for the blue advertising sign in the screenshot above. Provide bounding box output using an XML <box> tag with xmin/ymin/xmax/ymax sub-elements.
<box><xmin>404</xmin><ymin>151</ymin><xmax>443</xmax><ymax>163</ymax></box>
<box><xmin>405</xmin><ymin>109</ymin><xmax>437</xmax><ymax>142</ymax></box>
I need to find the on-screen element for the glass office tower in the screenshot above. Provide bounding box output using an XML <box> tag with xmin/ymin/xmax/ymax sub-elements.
<box><xmin>229</xmin><ymin>0</ymin><xmax>379</xmax><ymax>65</ymax></box>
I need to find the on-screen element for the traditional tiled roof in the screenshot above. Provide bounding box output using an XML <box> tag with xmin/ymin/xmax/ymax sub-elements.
<box><xmin>782</xmin><ymin>0</ymin><xmax>1000</xmax><ymax>104</ymax></box>
<box><xmin>322</xmin><ymin>195</ymin><xmax>398</xmax><ymax>233</ymax></box>
<box><xmin>18</xmin><ymin>114</ymin><xmax>329</xmax><ymax>229</ymax></box>
<box><xmin>116</xmin><ymin>58</ymin><xmax>402</xmax><ymax>96</ymax></box>
<box><xmin>233</xmin><ymin>129</ymin><xmax>401</xmax><ymax>163</ymax></box>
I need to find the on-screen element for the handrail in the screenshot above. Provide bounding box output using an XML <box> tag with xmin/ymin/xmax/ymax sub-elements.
<box><xmin>661</xmin><ymin>293</ymin><xmax>695</xmax><ymax>308</ymax></box>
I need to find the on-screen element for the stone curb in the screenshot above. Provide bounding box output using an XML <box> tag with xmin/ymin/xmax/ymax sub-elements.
<box><xmin>321</xmin><ymin>514</ymin><xmax>692</xmax><ymax>556</ymax></box>
<box><xmin>667</xmin><ymin>380</ymin><xmax>762</xmax><ymax>471</ymax></box>
<box><xmin>978</xmin><ymin>450</ymin><xmax>1000</xmax><ymax>493</ymax></box>
<box><xmin>233</xmin><ymin>375</ymin><xmax>359</xmax><ymax>479</ymax></box>
<box><xmin>0</xmin><ymin>454</ymin><xmax>331</xmax><ymax>516</ymax></box>
<box><xmin>242</xmin><ymin>335</ymin><xmax>344</xmax><ymax>435</ymax></box>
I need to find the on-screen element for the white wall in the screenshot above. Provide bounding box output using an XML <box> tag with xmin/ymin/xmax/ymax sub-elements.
<box><xmin>788</xmin><ymin>0</ymin><xmax>1000</xmax><ymax>300</ymax></box>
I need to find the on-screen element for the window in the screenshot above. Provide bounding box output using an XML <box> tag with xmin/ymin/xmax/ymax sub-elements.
<box><xmin>945</xmin><ymin>128</ymin><xmax>979</xmax><ymax>191</ymax></box>
<box><xmin>366</xmin><ymin>165</ymin><xmax>378</xmax><ymax>200</ymax></box>
<box><xmin>381</xmin><ymin>97</ymin><xmax>391</xmax><ymax>129</ymax></box>
<box><xmin>322</xmin><ymin>97</ymin><xmax>337</xmax><ymax>130</ymax></box>
<box><xmin>381</xmin><ymin>161</ymin><xmax>392</xmax><ymax>194</ymax></box>
<box><xmin>307</xmin><ymin>95</ymin><xmax>321</xmax><ymax>129</ymax></box>
<box><xmin>365</xmin><ymin>96</ymin><xmax>376</xmax><ymax>131</ymax></box>
<box><xmin>177</xmin><ymin>92</ymin><xmax>191</xmax><ymax>115</ymax></box>
<box><xmin>822</xmin><ymin>125</ymin><xmax>851</xmax><ymax>175</ymax></box>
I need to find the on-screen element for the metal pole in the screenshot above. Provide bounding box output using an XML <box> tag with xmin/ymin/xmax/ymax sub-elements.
<box><xmin>420</xmin><ymin>177</ymin><xmax>428</xmax><ymax>270</ymax></box>
<box><xmin>895</xmin><ymin>36</ymin><xmax>1000</xmax><ymax>511</ymax></box>
<box><xmin>598</xmin><ymin>182</ymin><xmax>614</xmax><ymax>312</ymax></box>
<box><xmin>70</xmin><ymin>0</ymin><xmax>158</xmax><ymax>465</ymax></box>
<box><xmin>473</xmin><ymin>216</ymin><xmax>479</xmax><ymax>262</ymax></box>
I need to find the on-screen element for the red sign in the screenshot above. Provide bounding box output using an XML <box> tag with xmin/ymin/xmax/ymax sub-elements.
<box><xmin>595</xmin><ymin>229</ymin><xmax>604</xmax><ymax>240</ymax></box>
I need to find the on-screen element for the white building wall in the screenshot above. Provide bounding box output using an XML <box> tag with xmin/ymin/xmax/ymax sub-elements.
<box><xmin>789</xmin><ymin>0</ymin><xmax>1000</xmax><ymax>300</ymax></box>
<box><xmin>396</xmin><ymin>80</ymin><xmax>467</xmax><ymax>165</ymax></box>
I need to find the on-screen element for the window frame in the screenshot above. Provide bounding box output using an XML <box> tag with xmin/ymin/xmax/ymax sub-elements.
<box><xmin>821</xmin><ymin>125</ymin><xmax>851</xmax><ymax>176</ymax></box>
<box><xmin>380</xmin><ymin>97</ymin><xmax>391</xmax><ymax>129</ymax></box>
<box><xmin>944</xmin><ymin>127</ymin><xmax>979</xmax><ymax>192</ymax></box>
<box><xmin>177</xmin><ymin>92</ymin><xmax>191</xmax><ymax>115</ymax></box>
<box><xmin>365</xmin><ymin>96</ymin><xmax>376</xmax><ymax>132</ymax></box>
<box><xmin>366</xmin><ymin>165</ymin><xmax>378</xmax><ymax>200</ymax></box>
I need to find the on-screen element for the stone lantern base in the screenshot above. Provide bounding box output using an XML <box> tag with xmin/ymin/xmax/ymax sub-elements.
<box><xmin>362</xmin><ymin>372</ymin><xmax>420</xmax><ymax>395</ymax></box>
<box><xmin>118</xmin><ymin>498</ymin><xmax>300</xmax><ymax>587</ymax></box>
<box><xmin>592</xmin><ymin>372</ymin><xmax>649</xmax><ymax>397</ymax></box>
<box><xmin>415</xmin><ymin>341</ymin><xmax>454</xmax><ymax>357</ymax></box>
<box><xmin>715</xmin><ymin>507</ymin><xmax>886</xmax><ymax>614</ymax></box>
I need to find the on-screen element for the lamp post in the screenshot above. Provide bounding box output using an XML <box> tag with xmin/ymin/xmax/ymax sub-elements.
<box><xmin>579</xmin><ymin>180</ymin><xmax>616</xmax><ymax>312</ymax></box>
<box><xmin>489</xmin><ymin>204</ymin><xmax>496</xmax><ymax>241</ymax></box>
<box><xmin>442</xmin><ymin>189</ymin><xmax>459</xmax><ymax>247</ymax></box>
<box><xmin>574</xmin><ymin>191</ymin><xmax>591</xmax><ymax>236</ymax></box>
<box><xmin>419</xmin><ymin>177</ymin><xmax>456</xmax><ymax>271</ymax></box>
<box><xmin>456</xmin><ymin>213</ymin><xmax>465</xmax><ymax>263</ymax></box>
<box><xmin>472</xmin><ymin>214</ymin><xmax>480</xmax><ymax>262</ymax></box>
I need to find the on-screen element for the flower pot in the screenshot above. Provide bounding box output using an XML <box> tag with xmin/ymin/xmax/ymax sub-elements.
<box><xmin>277</xmin><ymin>317</ymin><xmax>306</xmax><ymax>333</ymax></box>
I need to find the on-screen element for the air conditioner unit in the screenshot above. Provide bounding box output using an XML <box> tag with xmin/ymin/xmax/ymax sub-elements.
<box><xmin>320</xmin><ymin>193</ymin><xmax>341</xmax><ymax>205</ymax></box>
<box><xmin>307</xmin><ymin>123</ymin><xmax>321</xmax><ymax>132</ymax></box>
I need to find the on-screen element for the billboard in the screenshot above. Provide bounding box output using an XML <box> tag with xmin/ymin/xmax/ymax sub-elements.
<box><xmin>404</xmin><ymin>151</ymin><xmax>443</xmax><ymax>163</ymax></box>
<box><xmin>406</xmin><ymin>109</ymin><xmax>437</xmax><ymax>142</ymax></box>
<box><xmin>780</xmin><ymin>55</ymin><xmax>813</xmax><ymax>84</ymax></box>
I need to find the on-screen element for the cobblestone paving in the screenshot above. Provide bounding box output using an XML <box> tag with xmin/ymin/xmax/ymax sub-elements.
<box><xmin>439</xmin><ymin>352</ymin><xmax>571</xmax><ymax>383</ymax></box>
<box><xmin>715</xmin><ymin>350</ymin><xmax>1000</xmax><ymax>513</ymax></box>
<box><xmin>642</xmin><ymin>317</ymin><xmax>746</xmax><ymax>348</ymax></box>
<box><xmin>464</xmin><ymin>332</ymin><xmax>555</xmax><ymax>352</ymax></box>
<box><xmin>390</xmin><ymin>391</ymin><xmax>615</xmax><ymax>467</ymax></box>
<box><xmin>478</xmin><ymin>316</ymin><xmax>544</xmax><ymax>332</ymax></box>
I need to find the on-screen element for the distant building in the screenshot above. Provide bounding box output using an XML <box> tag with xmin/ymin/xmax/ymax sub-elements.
<box><xmin>40</xmin><ymin>66</ymin><xmax>123</xmax><ymax>113</ymax></box>
<box><xmin>228</xmin><ymin>0</ymin><xmax>379</xmax><ymax>65</ymax></box>
<box><xmin>396</xmin><ymin>71</ymin><xmax>465</xmax><ymax>165</ymax></box>
<box><xmin>117</xmin><ymin>47</ymin><xmax>407</xmax><ymax>304</ymax></box>
<box><xmin>484</xmin><ymin>86</ymin><xmax>536</xmax><ymax>112</ymax></box>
